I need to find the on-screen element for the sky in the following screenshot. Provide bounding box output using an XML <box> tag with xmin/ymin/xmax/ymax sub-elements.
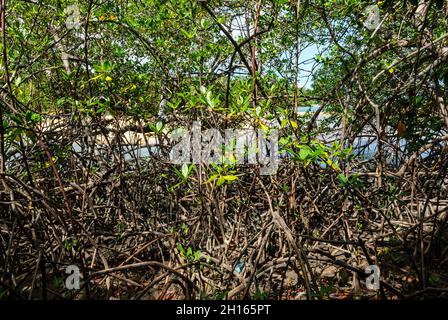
<box><xmin>298</xmin><ymin>44</ymin><xmax>319</xmax><ymax>88</ymax></box>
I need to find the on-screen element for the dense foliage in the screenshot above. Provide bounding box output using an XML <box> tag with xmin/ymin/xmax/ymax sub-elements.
<box><xmin>0</xmin><ymin>0</ymin><xmax>447</xmax><ymax>299</ymax></box>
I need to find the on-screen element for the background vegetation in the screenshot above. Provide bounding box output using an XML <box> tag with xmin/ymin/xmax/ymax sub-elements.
<box><xmin>0</xmin><ymin>0</ymin><xmax>447</xmax><ymax>299</ymax></box>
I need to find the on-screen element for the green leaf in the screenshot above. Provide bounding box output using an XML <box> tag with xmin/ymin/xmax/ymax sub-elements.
<box><xmin>337</xmin><ymin>173</ymin><xmax>349</xmax><ymax>185</ymax></box>
<box><xmin>216</xmin><ymin>176</ymin><xmax>225</xmax><ymax>186</ymax></box>
<box><xmin>31</xmin><ymin>113</ymin><xmax>41</xmax><ymax>122</ymax></box>
<box><xmin>327</xmin><ymin>159</ymin><xmax>341</xmax><ymax>172</ymax></box>
<box><xmin>222</xmin><ymin>175</ymin><xmax>238</xmax><ymax>181</ymax></box>
<box><xmin>299</xmin><ymin>146</ymin><xmax>312</xmax><ymax>160</ymax></box>
<box><xmin>181</xmin><ymin>163</ymin><xmax>189</xmax><ymax>178</ymax></box>
<box><xmin>206</xmin><ymin>174</ymin><xmax>218</xmax><ymax>183</ymax></box>
<box><xmin>103</xmin><ymin>60</ymin><xmax>111</xmax><ymax>71</ymax></box>
<box><xmin>200</xmin><ymin>18</ymin><xmax>210</xmax><ymax>29</ymax></box>
<box><xmin>290</xmin><ymin>120</ymin><xmax>299</xmax><ymax>129</ymax></box>
<box><xmin>180</xmin><ymin>28</ymin><xmax>194</xmax><ymax>39</ymax></box>
<box><xmin>15</xmin><ymin>76</ymin><xmax>22</xmax><ymax>87</ymax></box>
<box><xmin>206</xmin><ymin>91</ymin><xmax>213</xmax><ymax>107</ymax></box>
<box><xmin>194</xmin><ymin>251</ymin><xmax>201</xmax><ymax>260</ymax></box>
<box><xmin>177</xmin><ymin>243</ymin><xmax>185</xmax><ymax>255</ymax></box>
